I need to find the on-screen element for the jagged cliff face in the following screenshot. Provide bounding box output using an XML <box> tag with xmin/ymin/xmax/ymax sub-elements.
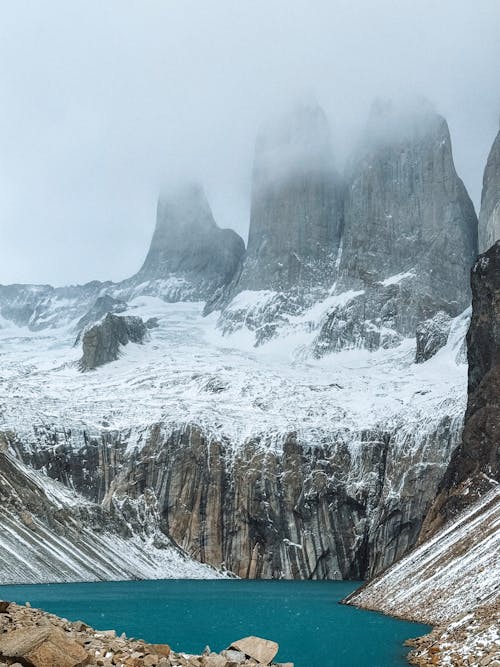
<box><xmin>478</xmin><ymin>128</ymin><xmax>500</xmax><ymax>253</ymax></box>
<box><xmin>234</xmin><ymin>104</ymin><xmax>343</xmax><ymax>295</ymax></box>
<box><xmin>217</xmin><ymin>101</ymin><xmax>477</xmax><ymax>352</ymax></box>
<box><xmin>0</xmin><ymin>447</ymin><xmax>217</xmax><ymax>584</ymax></box>
<box><xmin>131</xmin><ymin>183</ymin><xmax>245</xmax><ymax>301</ymax></box>
<box><xmin>421</xmin><ymin>242</ymin><xmax>500</xmax><ymax>537</ymax></box>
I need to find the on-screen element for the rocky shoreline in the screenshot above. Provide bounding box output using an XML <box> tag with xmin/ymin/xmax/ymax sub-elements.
<box><xmin>405</xmin><ymin>602</ymin><xmax>500</xmax><ymax>666</ymax></box>
<box><xmin>0</xmin><ymin>601</ymin><xmax>292</xmax><ymax>667</ymax></box>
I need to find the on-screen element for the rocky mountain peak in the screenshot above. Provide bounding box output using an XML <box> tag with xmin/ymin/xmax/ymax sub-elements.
<box><xmin>132</xmin><ymin>182</ymin><xmax>245</xmax><ymax>300</ymax></box>
<box><xmin>478</xmin><ymin>125</ymin><xmax>500</xmax><ymax>252</ymax></box>
<box><xmin>230</xmin><ymin>102</ymin><xmax>343</xmax><ymax>296</ymax></box>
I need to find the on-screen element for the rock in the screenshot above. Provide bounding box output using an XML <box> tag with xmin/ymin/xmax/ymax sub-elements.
<box><xmin>415</xmin><ymin>312</ymin><xmax>452</xmax><ymax>363</ymax></box>
<box><xmin>232</xmin><ymin>103</ymin><xmax>342</xmax><ymax>295</ymax></box>
<box><xmin>131</xmin><ymin>183</ymin><xmax>245</xmax><ymax>302</ymax></box>
<box><xmin>0</xmin><ymin>625</ymin><xmax>88</xmax><ymax>667</ymax></box>
<box><xmin>0</xmin><ymin>601</ymin><xmax>10</xmax><ymax>613</ymax></box>
<box><xmin>201</xmin><ymin>655</ymin><xmax>227</xmax><ymax>667</ymax></box>
<box><xmin>478</xmin><ymin>126</ymin><xmax>500</xmax><ymax>252</ymax></box>
<box><xmin>75</xmin><ymin>295</ymin><xmax>128</xmax><ymax>341</ymax></box>
<box><xmin>144</xmin><ymin>644</ymin><xmax>171</xmax><ymax>658</ymax></box>
<box><xmin>0</xmin><ymin>626</ymin><xmax>52</xmax><ymax>657</ymax></box>
<box><xmin>228</xmin><ymin>637</ymin><xmax>279</xmax><ymax>665</ymax></box>
<box><xmin>145</xmin><ymin>317</ymin><xmax>159</xmax><ymax>329</ymax></box>
<box><xmin>221</xmin><ymin>650</ymin><xmax>245</xmax><ymax>664</ymax></box>
<box><xmin>79</xmin><ymin>313</ymin><xmax>148</xmax><ymax>370</ymax></box>
<box><xmin>422</xmin><ymin>241</ymin><xmax>500</xmax><ymax>533</ymax></box>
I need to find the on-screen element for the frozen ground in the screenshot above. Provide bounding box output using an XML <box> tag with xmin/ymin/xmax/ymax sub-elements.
<box><xmin>0</xmin><ymin>295</ymin><xmax>469</xmax><ymax>456</ymax></box>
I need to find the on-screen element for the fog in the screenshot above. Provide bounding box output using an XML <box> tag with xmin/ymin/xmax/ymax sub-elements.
<box><xmin>1</xmin><ymin>1</ymin><xmax>499</xmax><ymax>285</ymax></box>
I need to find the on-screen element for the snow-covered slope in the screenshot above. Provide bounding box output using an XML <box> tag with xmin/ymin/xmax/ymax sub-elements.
<box><xmin>345</xmin><ymin>487</ymin><xmax>500</xmax><ymax>624</ymax></box>
<box><xmin>0</xmin><ymin>451</ymin><xmax>218</xmax><ymax>584</ymax></box>
<box><xmin>0</xmin><ymin>294</ymin><xmax>469</xmax><ymax>580</ymax></box>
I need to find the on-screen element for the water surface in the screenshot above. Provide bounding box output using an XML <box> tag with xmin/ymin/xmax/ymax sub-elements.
<box><xmin>0</xmin><ymin>580</ymin><xmax>429</xmax><ymax>667</ymax></box>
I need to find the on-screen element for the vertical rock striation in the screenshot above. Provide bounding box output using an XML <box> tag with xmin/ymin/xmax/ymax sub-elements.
<box><xmin>314</xmin><ymin>100</ymin><xmax>478</xmax><ymax>354</ymax></box>
<box><xmin>478</xmin><ymin>126</ymin><xmax>500</xmax><ymax>252</ymax></box>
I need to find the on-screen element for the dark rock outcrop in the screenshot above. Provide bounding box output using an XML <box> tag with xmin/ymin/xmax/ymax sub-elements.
<box><xmin>79</xmin><ymin>314</ymin><xmax>148</xmax><ymax>370</ymax></box>
<box><xmin>75</xmin><ymin>295</ymin><xmax>127</xmax><ymax>341</ymax></box>
<box><xmin>131</xmin><ymin>183</ymin><xmax>245</xmax><ymax>301</ymax></box>
<box><xmin>421</xmin><ymin>242</ymin><xmax>500</xmax><ymax>536</ymax></box>
<box><xmin>478</xmin><ymin>126</ymin><xmax>500</xmax><ymax>253</ymax></box>
<box><xmin>415</xmin><ymin>311</ymin><xmax>453</xmax><ymax>363</ymax></box>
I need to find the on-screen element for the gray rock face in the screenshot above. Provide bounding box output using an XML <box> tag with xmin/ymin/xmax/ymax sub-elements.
<box><xmin>478</xmin><ymin>127</ymin><xmax>500</xmax><ymax>252</ymax></box>
<box><xmin>75</xmin><ymin>295</ymin><xmax>127</xmax><ymax>340</ymax></box>
<box><xmin>415</xmin><ymin>311</ymin><xmax>453</xmax><ymax>363</ymax></box>
<box><xmin>131</xmin><ymin>183</ymin><xmax>245</xmax><ymax>301</ymax></box>
<box><xmin>0</xmin><ymin>449</ymin><xmax>208</xmax><ymax>584</ymax></box>
<box><xmin>217</xmin><ymin>100</ymin><xmax>477</xmax><ymax>352</ymax></box>
<box><xmin>79</xmin><ymin>314</ymin><xmax>148</xmax><ymax>370</ymax></box>
<box><xmin>315</xmin><ymin>102</ymin><xmax>477</xmax><ymax>353</ymax></box>
<box><xmin>208</xmin><ymin>104</ymin><xmax>343</xmax><ymax>321</ymax></box>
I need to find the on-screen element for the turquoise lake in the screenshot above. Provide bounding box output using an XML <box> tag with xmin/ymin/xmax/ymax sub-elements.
<box><xmin>0</xmin><ymin>580</ymin><xmax>429</xmax><ymax>667</ymax></box>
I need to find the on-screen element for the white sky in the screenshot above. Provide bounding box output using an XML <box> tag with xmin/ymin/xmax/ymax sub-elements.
<box><xmin>1</xmin><ymin>0</ymin><xmax>499</xmax><ymax>285</ymax></box>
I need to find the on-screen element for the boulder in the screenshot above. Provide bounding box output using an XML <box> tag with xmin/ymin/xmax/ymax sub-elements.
<box><xmin>0</xmin><ymin>625</ymin><xmax>88</xmax><ymax>667</ymax></box>
<box><xmin>228</xmin><ymin>637</ymin><xmax>279</xmax><ymax>665</ymax></box>
<box><xmin>79</xmin><ymin>313</ymin><xmax>148</xmax><ymax>370</ymax></box>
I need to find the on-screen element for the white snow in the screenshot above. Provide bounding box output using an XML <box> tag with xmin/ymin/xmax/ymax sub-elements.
<box><xmin>347</xmin><ymin>486</ymin><xmax>500</xmax><ymax>624</ymax></box>
<box><xmin>380</xmin><ymin>269</ymin><xmax>416</xmax><ymax>286</ymax></box>
<box><xmin>0</xmin><ymin>296</ymin><xmax>468</xmax><ymax>459</ymax></box>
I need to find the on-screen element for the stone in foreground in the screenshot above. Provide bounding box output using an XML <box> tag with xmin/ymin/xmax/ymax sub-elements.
<box><xmin>228</xmin><ymin>637</ymin><xmax>279</xmax><ymax>665</ymax></box>
<box><xmin>0</xmin><ymin>624</ymin><xmax>88</xmax><ymax>667</ymax></box>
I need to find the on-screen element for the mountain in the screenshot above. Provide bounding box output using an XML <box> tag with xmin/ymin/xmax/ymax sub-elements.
<box><xmin>346</xmin><ymin>240</ymin><xmax>500</xmax><ymax>665</ymax></box>
<box><xmin>478</xmin><ymin>126</ymin><xmax>500</xmax><ymax>252</ymax></box>
<box><xmin>0</xmin><ymin>100</ymin><xmax>481</xmax><ymax>584</ymax></box>
<box><xmin>128</xmin><ymin>183</ymin><xmax>245</xmax><ymax>300</ymax></box>
<box><xmin>0</xmin><ymin>183</ymin><xmax>245</xmax><ymax>331</ymax></box>
<box><xmin>216</xmin><ymin>100</ymin><xmax>478</xmax><ymax>353</ymax></box>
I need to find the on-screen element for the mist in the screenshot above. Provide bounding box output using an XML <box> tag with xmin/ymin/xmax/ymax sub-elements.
<box><xmin>0</xmin><ymin>0</ymin><xmax>499</xmax><ymax>286</ymax></box>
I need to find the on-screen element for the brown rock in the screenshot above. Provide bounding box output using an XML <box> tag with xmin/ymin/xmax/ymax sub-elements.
<box><xmin>0</xmin><ymin>625</ymin><xmax>52</xmax><ymax>656</ymax></box>
<box><xmin>25</xmin><ymin>628</ymin><xmax>89</xmax><ymax>667</ymax></box>
<box><xmin>228</xmin><ymin>637</ymin><xmax>278</xmax><ymax>665</ymax></box>
<box><xmin>145</xmin><ymin>644</ymin><xmax>171</xmax><ymax>658</ymax></box>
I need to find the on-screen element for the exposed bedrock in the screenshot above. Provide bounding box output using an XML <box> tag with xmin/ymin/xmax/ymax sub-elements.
<box><xmin>217</xmin><ymin>100</ymin><xmax>478</xmax><ymax>351</ymax></box>
<box><xmin>478</xmin><ymin>125</ymin><xmax>500</xmax><ymax>253</ymax></box>
<box><xmin>79</xmin><ymin>313</ymin><xmax>148</xmax><ymax>370</ymax></box>
<box><xmin>130</xmin><ymin>182</ymin><xmax>245</xmax><ymax>301</ymax></box>
<box><xmin>14</xmin><ymin>411</ymin><xmax>462</xmax><ymax>580</ymax></box>
<box><xmin>422</xmin><ymin>241</ymin><xmax>500</xmax><ymax>537</ymax></box>
<box><xmin>206</xmin><ymin>103</ymin><xmax>344</xmax><ymax>317</ymax></box>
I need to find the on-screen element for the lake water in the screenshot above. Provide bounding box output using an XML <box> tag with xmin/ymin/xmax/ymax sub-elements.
<box><xmin>0</xmin><ymin>579</ymin><xmax>429</xmax><ymax>667</ymax></box>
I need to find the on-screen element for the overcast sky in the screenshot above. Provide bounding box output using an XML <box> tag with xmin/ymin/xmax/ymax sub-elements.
<box><xmin>1</xmin><ymin>1</ymin><xmax>499</xmax><ymax>286</ymax></box>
